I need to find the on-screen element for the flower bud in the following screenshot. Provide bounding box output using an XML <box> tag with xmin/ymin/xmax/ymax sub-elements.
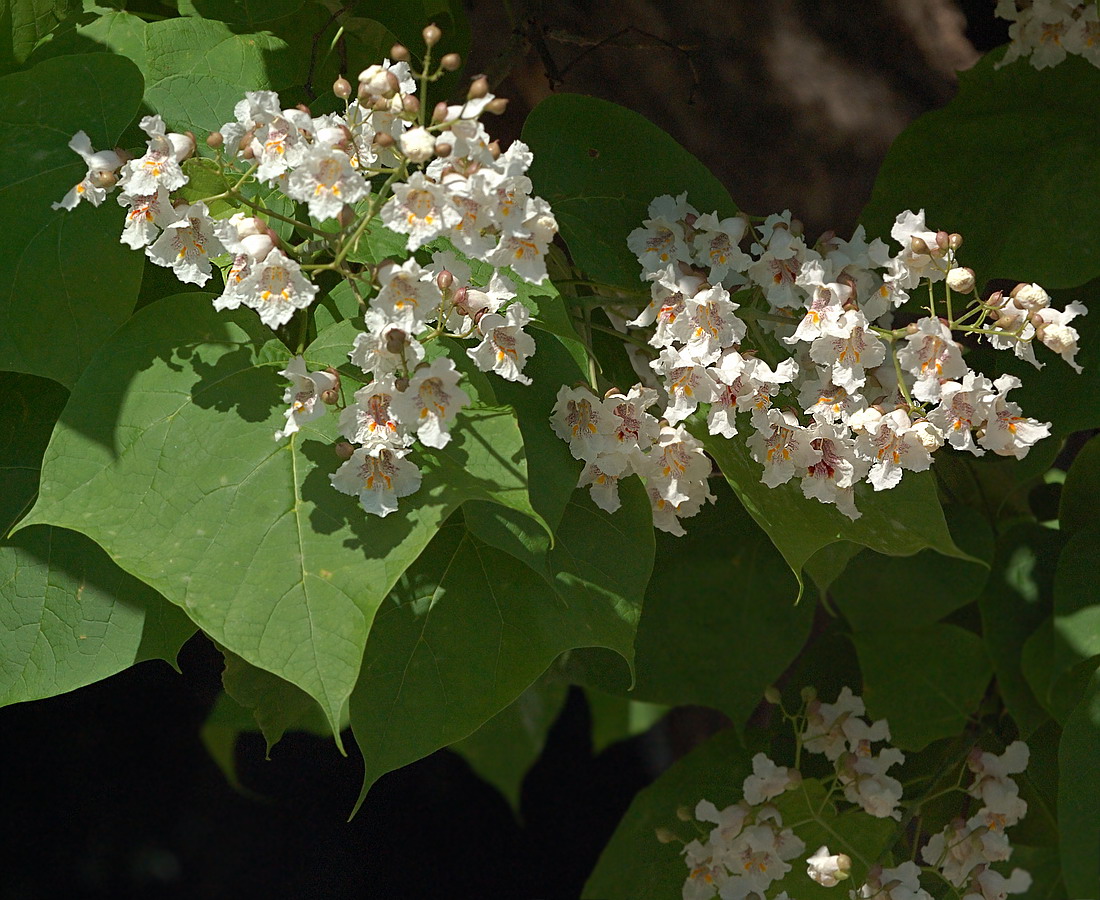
<box><xmin>168</xmin><ymin>131</ymin><xmax>196</xmax><ymax>163</ymax></box>
<box><xmin>800</xmin><ymin>686</ymin><xmax>817</xmax><ymax>702</ymax></box>
<box><xmin>655</xmin><ymin>827</ymin><xmax>678</xmax><ymax>844</ymax></box>
<box><xmin>374</xmin><ymin>132</ymin><xmax>395</xmax><ymax>149</ymax></box>
<box><xmin>905</xmin><ymin>322</ymin><xmax>920</xmax><ymax>335</ymax></box>
<box><xmin>333</xmin><ymin>75</ymin><xmax>352</xmax><ymax>99</ymax></box>
<box><xmin>321</xmin><ymin>388</ymin><xmax>340</xmax><ymax>405</ymax></box>
<box><xmin>422</xmin><ymin>23</ymin><xmax>442</xmax><ymax>47</ymax></box>
<box><xmin>402</xmin><ymin>94</ymin><xmax>421</xmax><ymax>116</ymax></box>
<box><xmin>206</xmin><ymin>130</ymin><xmax>224</xmax><ymax>150</ymax></box>
<box><xmin>946</xmin><ymin>266</ymin><xmax>975</xmax><ymax>294</ymax></box>
<box><xmin>395</xmin><ymin>376</ymin><xmax>410</xmax><ymax>392</ymax></box>
<box><xmin>432</xmin><ymin>100</ymin><xmax>450</xmax><ymax>125</ymax></box>
<box><xmin>909</xmin><ymin>236</ymin><xmax>929</xmax><ymax>255</ymax></box>
<box><xmin>390</xmin><ymin>43</ymin><xmax>410</xmax><ymax>61</ymax></box>
<box><xmin>399</xmin><ymin>126</ymin><xmax>436</xmax><ymax>163</ymax></box>
<box><xmin>789</xmin><ymin>217</ymin><xmax>804</xmax><ymax>237</ymax></box>
<box><xmin>467</xmin><ymin>75</ymin><xmax>490</xmax><ymax>100</ymax></box>
<box><xmin>935</xmin><ymin>230</ymin><xmax>950</xmax><ymax>251</ymax></box>
<box><xmin>1037</xmin><ymin>322</ymin><xmax>1077</xmax><ymax>355</ymax></box>
<box><xmin>240</xmin><ymin>144</ymin><xmax>255</xmax><ymax>160</ymax></box>
<box><xmin>88</xmin><ymin>169</ymin><xmax>118</xmax><ymax>189</ymax></box>
<box><xmin>440</xmin><ymin>52</ymin><xmax>461</xmax><ymax>71</ymax></box>
<box><xmin>675</xmin><ymin>805</ymin><xmax>693</xmax><ymax>821</ymax></box>
<box><xmin>985</xmin><ymin>290</ymin><xmax>1005</xmax><ymax>309</ymax></box>
<box><xmin>763</xmin><ymin>685</ymin><xmax>782</xmax><ymax>705</ymax></box>
<box><xmin>240</xmin><ymin>233</ymin><xmax>275</xmax><ymax>261</ymax></box>
<box><xmin>488</xmin><ymin>140</ymin><xmax>501</xmax><ymax>160</ymax></box>
<box><xmin>452</xmin><ymin>286</ymin><xmax>470</xmax><ymax>313</ymax></box>
<box><xmin>385</xmin><ymin>329</ymin><xmax>408</xmax><ymax>355</ymax></box>
<box><xmin>949</xmin><ymin>232</ymin><xmax>964</xmax><ymax>251</ymax></box>
<box><xmin>238</xmin><ymin>129</ymin><xmax>255</xmax><ymax>152</ymax></box>
<box><xmin>337</xmin><ymin>204</ymin><xmax>356</xmax><ymax>229</ymax></box>
<box><xmin>436</xmin><ymin>269</ymin><xmax>454</xmax><ymax>291</ymax></box>
<box><xmin>335</xmin><ymin>441</ymin><xmax>355</xmax><ymax>460</ymax></box>
<box><xmin>1011</xmin><ymin>282</ymin><xmax>1051</xmax><ymax>310</ymax></box>
<box><xmin>485</xmin><ymin>97</ymin><xmax>509</xmax><ymax>115</ymax></box>
<box><xmin>434</xmin><ymin>141</ymin><xmax>452</xmax><ymax>158</ymax></box>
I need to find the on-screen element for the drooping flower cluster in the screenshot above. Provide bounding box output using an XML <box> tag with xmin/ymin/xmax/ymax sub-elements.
<box><xmin>54</xmin><ymin>36</ymin><xmax>555</xmax><ymax>520</ymax></box>
<box><xmin>920</xmin><ymin>742</ymin><xmax>1032</xmax><ymax>900</ymax></box>
<box><xmin>679</xmin><ymin>753</ymin><xmax>804</xmax><ymax>900</ymax></box>
<box><xmin>558</xmin><ymin>194</ymin><xmax>1084</xmax><ymax>532</ymax></box>
<box><xmin>995</xmin><ymin>0</ymin><xmax>1100</xmax><ymax>69</ymax></box>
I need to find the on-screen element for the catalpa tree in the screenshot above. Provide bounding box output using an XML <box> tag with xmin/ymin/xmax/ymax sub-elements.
<box><xmin>2</xmin><ymin>1</ymin><xmax>1099</xmax><ymax>897</ymax></box>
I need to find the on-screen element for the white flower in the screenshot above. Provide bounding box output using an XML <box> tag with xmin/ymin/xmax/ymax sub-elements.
<box><xmin>273</xmin><ymin>356</ymin><xmax>337</xmax><ymax>440</ymax></box>
<box><xmin>117</xmin><ymin>186</ymin><xmax>174</xmax><ymax>250</ymax></box>
<box><xmin>1034</xmin><ymin>300</ymin><xmax>1087</xmax><ymax>372</ymax></box>
<box><xmin>681</xmin><ymin>285</ymin><xmax>746</xmax><ymax>364</ymax></box>
<box><xmin>803</xmin><ymin>687</ymin><xmax>867</xmax><ymax>761</ymax></box>
<box><xmin>742</xmin><ymin>753</ymin><xmax>797</xmax><ymax>806</ymax></box>
<box><xmin>145</xmin><ymin>201</ymin><xmax>224</xmax><ymax>286</ymax></box>
<box><xmin>349</xmin><ymin>309</ymin><xmax>426</xmax><ymax>377</ymax></box>
<box><xmin>897</xmin><ymin>316</ymin><xmax>967</xmax><ymax>403</ymax></box>
<box><xmin>652</xmin><ymin>347</ymin><xmax>717</xmax><ymax>425</ymax></box>
<box><xmin>855</xmin><ymin>409</ymin><xmax>938</xmax><ymax>491</ymax></box>
<box><xmin>839</xmin><ymin>746</ymin><xmax>905</xmax><ymax>819</ymax></box>
<box><xmin>117</xmin><ymin>115</ymin><xmax>188</xmax><ymax>197</ymax></box>
<box><xmin>486</xmin><ymin>229</ymin><xmax>552</xmax><ymax>284</ymax></box>
<box><xmin>927</xmin><ymin>371</ymin><xmax>994</xmax><ymax>455</ymax></box>
<box><xmin>601</xmin><ymin>385</ymin><xmax>661</xmax><ymax>473</ymax></box>
<box><xmin>691</xmin><ymin>212</ymin><xmax>752</xmax><ymax>281</ymax></box>
<box><xmin>578</xmin><ymin>462</ymin><xmax>623</xmax><ymax>514</ymax></box>
<box><xmin>330</xmin><ymin>447</ymin><xmax>421</xmax><ymax>517</ymax></box>
<box><xmin>339</xmin><ymin>377</ymin><xmax>413</xmax><ymax>453</ymax></box>
<box><xmin>381</xmin><ymin>172</ymin><xmax>461</xmax><ymax>251</ymax></box>
<box><xmin>551</xmin><ymin>385</ymin><xmax>614</xmax><ymax>464</ymax></box>
<box><xmin>801</xmin><ymin>416</ymin><xmax>866</xmax><ymax>520</ymax></box>
<box><xmin>627</xmin><ymin>193</ymin><xmax>692</xmax><ymax>275</ymax></box>
<box><xmin>52</xmin><ymin>131</ymin><xmax>124</xmax><ymax>210</ymax></box>
<box><xmin>373</xmin><ymin>258</ymin><xmax>443</xmax><ymax>333</ymax></box>
<box><xmin>977</xmin><ymin>376</ymin><xmax>1050</xmax><ymax>459</ymax></box>
<box><xmin>746</xmin><ymin>408</ymin><xmax>820</xmax><ymax>488</ymax></box>
<box><xmin>467</xmin><ymin>303</ymin><xmax>536</xmax><ymax>384</ymax></box>
<box><xmin>855</xmin><ymin>861</ymin><xmax>933</xmax><ymax>900</ymax></box>
<box><xmin>962</xmin><ymin>866</ymin><xmax>1032</xmax><ymax>900</ymax></box>
<box><xmin>807</xmin><ymin>845</ymin><xmax>851</xmax><ymax>887</ymax></box>
<box><xmin>251</xmin><ymin>109</ymin><xmax>313</xmax><ymax>182</ymax></box>
<box><xmin>809</xmin><ymin>310</ymin><xmax>886</xmax><ymax>394</ymax></box>
<box><xmin>391</xmin><ymin>358</ymin><xmax>470</xmax><ymax>449</ymax></box>
<box><xmin>286</xmin><ymin>145</ymin><xmax>370</xmax><ymax>222</ymax></box>
<box><xmin>230</xmin><ymin>249</ymin><xmax>318</xmax><ymax>329</ymax></box>
<box><xmin>642</xmin><ymin>425</ymin><xmax>713</xmax><ymax>506</ymax></box>
<box><xmin>399</xmin><ymin>126</ymin><xmax>436</xmax><ymax>163</ymax></box>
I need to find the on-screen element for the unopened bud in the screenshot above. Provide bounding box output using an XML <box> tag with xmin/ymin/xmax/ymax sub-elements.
<box><xmin>440</xmin><ymin>52</ymin><xmax>461</xmax><ymax>71</ymax></box>
<box><xmin>655</xmin><ymin>827</ymin><xmax>678</xmax><ymax>844</ymax></box>
<box><xmin>763</xmin><ymin>685</ymin><xmax>782</xmax><ymax>705</ymax></box>
<box><xmin>1011</xmin><ymin>282</ymin><xmax>1051</xmax><ymax>310</ymax></box>
<box><xmin>390</xmin><ymin>43</ymin><xmax>410</xmax><ymax>62</ymax></box>
<box><xmin>402</xmin><ymin>94</ymin><xmax>421</xmax><ymax>115</ymax></box>
<box><xmin>452</xmin><ymin>286</ymin><xmax>469</xmax><ymax>313</ymax></box>
<box><xmin>936</xmin><ymin>230</ymin><xmax>950</xmax><ymax>251</ymax></box>
<box><xmin>422</xmin><ymin>23</ymin><xmax>442</xmax><ymax>47</ymax></box>
<box><xmin>789</xmin><ymin>218</ymin><xmax>804</xmax><ymax>237</ymax></box>
<box><xmin>905</xmin><ymin>322</ymin><xmax>920</xmax><ymax>335</ymax></box>
<box><xmin>985</xmin><ymin>290</ymin><xmax>1005</xmax><ymax>309</ymax></box>
<box><xmin>385</xmin><ymin>329</ymin><xmax>408</xmax><ymax>355</ymax></box>
<box><xmin>436</xmin><ymin>270</ymin><xmax>454</xmax><ymax>291</ymax></box>
<box><xmin>949</xmin><ymin>232</ymin><xmax>963</xmax><ymax>251</ymax></box>
<box><xmin>468</xmin><ymin>75</ymin><xmax>490</xmax><ymax>100</ymax></box>
<box><xmin>432</xmin><ymin>101</ymin><xmax>450</xmax><ymax>124</ymax></box>
<box><xmin>374</xmin><ymin>132</ymin><xmax>395</xmax><ymax>148</ymax></box>
<box><xmin>335</xmin><ymin>441</ymin><xmax>355</xmax><ymax>460</ymax></box>
<box><xmin>675</xmin><ymin>805</ymin><xmax>693</xmax><ymax>822</ymax></box>
<box><xmin>241</xmin><ymin>144</ymin><xmax>255</xmax><ymax>160</ymax></box>
<box><xmin>485</xmin><ymin>97</ymin><xmax>509</xmax><ymax>115</ymax></box>
<box><xmin>240</xmin><ymin>233</ymin><xmax>275</xmax><ymax>260</ymax></box>
<box><xmin>333</xmin><ymin>75</ymin><xmax>352</xmax><ymax>99</ymax></box>
<box><xmin>337</xmin><ymin>204</ymin><xmax>356</xmax><ymax>228</ymax></box>
<box><xmin>238</xmin><ymin>129</ymin><xmax>255</xmax><ymax>152</ymax></box>
<box><xmin>800</xmin><ymin>686</ymin><xmax>817</xmax><ymax>703</ymax></box>
<box><xmin>946</xmin><ymin>266</ymin><xmax>975</xmax><ymax>294</ymax></box>
<box><xmin>320</xmin><ymin>388</ymin><xmax>340</xmax><ymax>405</ymax></box>
<box><xmin>88</xmin><ymin>169</ymin><xmax>118</xmax><ymax>189</ymax></box>
<box><xmin>206</xmin><ymin>130</ymin><xmax>224</xmax><ymax>150</ymax></box>
<box><xmin>395</xmin><ymin>376</ymin><xmax>410</xmax><ymax>392</ymax></box>
<box><xmin>910</xmin><ymin>236</ymin><xmax>929</xmax><ymax>255</ymax></box>
<box><xmin>434</xmin><ymin>141</ymin><xmax>452</xmax><ymax>158</ymax></box>
<box><xmin>296</xmin><ymin>103</ymin><xmax>311</xmax><ymax>116</ymax></box>
<box><xmin>488</xmin><ymin>140</ymin><xmax>501</xmax><ymax>160</ymax></box>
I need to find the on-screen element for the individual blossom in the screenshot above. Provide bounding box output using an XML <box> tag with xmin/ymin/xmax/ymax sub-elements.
<box><xmin>681</xmin><ymin>285</ymin><xmax>746</xmax><ymax>365</ymax></box>
<box><xmin>927</xmin><ymin>371</ymin><xmax>994</xmax><ymax>455</ymax></box>
<box><xmin>691</xmin><ymin>212</ymin><xmax>752</xmax><ymax>283</ymax></box>
<box><xmin>897</xmin><ymin>316</ymin><xmax>967</xmax><ymax>403</ymax></box>
<box><xmin>854</xmin><ymin>861</ymin><xmax>933</xmax><ymax>900</ymax></box>
<box><xmin>578</xmin><ymin>462</ymin><xmax>624</xmax><ymax>514</ymax></box>
<box><xmin>1034</xmin><ymin>300</ymin><xmax>1087</xmax><ymax>372</ymax></box>
<box><xmin>382</xmin><ymin>172</ymin><xmax>461</xmax><ymax>252</ymax></box>
<box><xmin>273</xmin><ymin>356</ymin><xmax>338</xmax><ymax>441</ymax></box>
<box><xmin>231</xmin><ymin>248</ymin><xmax>319</xmax><ymax>329</ymax></box>
<box><xmin>391</xmin><ymin>358</ymin><xmax>470</xmax><ymax>449</ymax></box>
<box><xmin>922</xmin><ymin>818</ymin><xmax>1011</xmax><ymax>888</ymax></box>
<box><xmin>809</xmin><ymin>310</ymin><xmax>885</xmax><ymax>394</ymax></box>
<box><xmin>643</xmin><ymin>424</ymin><xmax>713</xmax><ymax>506</ymax></box>
<box><xmin>286</xmin><ymin>144</ymin><xmax>370</xmax><ymax>222</ymax></box>
<box><xmin>742</xmin><ymin>753</ymin><xmax>799</xmax><ymax>806</ymax></box>
<box><xmin>348</xmin><ymin>309</ymin><xmax>426</xmax><ymax>377</ymax></box>
<box><xmin>52</xmin><ymin>131</ymin><xmax>124</xmax><ymax>210</ymax></box>
<box><xmin>486</xmin><ymin>215</ymin><xmax>556</xmax><ymax>285</ymax></box>
<box><xmin>806</xmin><ymin>845</ymin><xmax>851</xmax><ymax>887</ymax></box>
<box><xmin>746</xmin><ymin>408</ymin><xmax>820</xmax><ymax>488</ymax></box>
<box><xmin>785</xmin><ymin>272</ymin><xmax>851</xmax><ymax>345</ymax></box>
<box><xmin>652</xmin><ymin>347</ymin><xmax>718</xmax><ymax>425</ymax></box>
<box><xmin>117</xmin><ymin>115</ymin><xmax>189</xmax><ymax>197</ymax></box>
<box><xmin>885</xmin><ymin>209</ymin><xmax>946</xmax><ymax>290</ymax></box>
<box><xmin>798</xmin><ymin>372</ymin><xmax>867</xmax><ymax>424</ymax></box>
<box><xmin>467</xmin><ymin>303</ymin><xmax>536</xmax><ymax>384</ymax></box>
<box><xmin>853</xmin><ymin>408</ymin><xmax>941</xmax><ymax>491</ymax></box>
<box><xmin>977</xmin><ymin>376</ymin><xmax>1050</xmax><ymax>459</ymax></box>
<box><xmin>802</xmin><ymin>687</ymin><xmax>878</xmax><ymax>761</ymax></box>
<box><xmin>682</xmin><ymin>838</ymin><xmax>730</xmax><ymax>900</ymax></box>
<box><xmin>145</xmin><ymin>201</ymin><xmax>225</xmax><ymax>287</ymax></box>
<box><xmin>601</xmin><ymin>385</ymin><xmax>661</xmax><ymax>473</ymax></box>
<box><xmin>719</xmin><ymin>819</ymin><xmax>805</xmax><ymax>900</ymax></box>
<box><xmin>330</xmin><ymin>447</ymin><xmax>421</xmax><ymax>517</ymax></box>
<box><xmin>839</xmin><ymin>746</ymin><xmax>905</xmax><ymax>819</ymax></box>
<box><xmin>339</xmin><ymin>377</ymin><xmax>412</xmax><ymax>453</ymax></box>
<box><xmin>250</xmin><ymin>108</ymin><xmax>314</xmax><ymax>182</ymax></box>
<box><xmin>627</xmin><ymin>193</ymin><xmax>694</xmax><ymax>275</ymax></box>
<box><xmin>800</xmin><ymin>415</ymin><xmax>866</xmax><ymax>520</ymax></box>
<box><xmin>117</xmin><ymin>186</ymin><xmax>174</xmax><ymax>250</ymax></box>
<box><xmin>551</xmin><ymin>385</ymin><xmax>614</xmax><ymax>464</ymax></box>
<box><xmin>373</xmin><ymin>258</ymin><xmax>443</xmax><ymax>334</ymax></box>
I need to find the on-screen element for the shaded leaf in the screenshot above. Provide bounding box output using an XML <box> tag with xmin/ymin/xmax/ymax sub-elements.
<box><xmin>1059</xmin><ymin>668</ymin><xmax>1100</xmax><ymax>899</ymax></box>
<box><xmin>586</xmin><ymin>688</ymin><xmax>667</xmax><ymax>755</ymax></box>
<box><xmin>1060</xmin><ymin>433</ymin><xmax>1100</xmax><ymax>538</ymax></box>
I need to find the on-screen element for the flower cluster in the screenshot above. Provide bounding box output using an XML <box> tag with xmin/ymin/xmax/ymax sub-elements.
<box><xmin>54</xmin><ymin>29</ymin><xmax>555</xmax><ymax>519</ymax></box>
<box><xmin>557</xmin><ymin>194</ymin><xmax>1085</xmax><ymax>532</ymax></box>
<box><xmin>672</xmin><ymin>688</ymin><xmax>1033</xmax><ymax>900</ymax></box>
<box><xmin>995</xmin><ymin>0</ymin><xmax>1100</xmax><ymax>69</ymax></box>
<box><xmin>679</xmin><ymin>752</ymin><xmax>804</xmax><ymax>900</ymax></box>
<box><xmin>919</xmin><ymin>742</ymin><xmax>1032</xmax><ymax>900</ymax></box>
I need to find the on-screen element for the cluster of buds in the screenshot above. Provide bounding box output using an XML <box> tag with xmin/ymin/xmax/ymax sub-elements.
<box><xmin>557</xmin><ymin>195</ymin><xmax>1086</xmax><ymax>532</ymax></box>
<box><xmin>55</xmin><ymin>23</ymin><xmax>555</xmax><ymax>519</ymax></box>
<box><xmin>995</xmin><ymin>0</ymin><xmax>1100</xmax><ymax>69</ymax></box>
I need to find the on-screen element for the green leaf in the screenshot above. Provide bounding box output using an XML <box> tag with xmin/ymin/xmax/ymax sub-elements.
<box><xmin>522</xmin><ymin>93</ymin><xmax>738</xmax><ymax>289</ymax></box>
<box><xmin>852</xmin><ymin>624</ymin><xmax>992</xmax><ymax>750</ymax></box>
<box><xmin>0</xmin><ymin>524</ymin><xmax>195</xmax><ymax>706</ymax></box>
<box><xmin>1011</xmin><ymin>845</ymin><xmax>1068</xmax><ymax>900</ymax></box>
<box><xmin>350</xmin><ymin>483</ymin><xmax>652</xmax><ymax>808</ymax></box>
<box><xmin>450</xmin><ymin>672</ymin><xmax>568</xmax><ymax>812</ymax></box>
<box><xmin>559</xmin><ymin>479</ymin><xmax>815</xmax><ymax>728</ymax></box>
<box><xmin>1059</xmin><ymin>668</ymin><xmax>1100</xmax><ymax>899</ymax></box>
<box><xmin>831</xmin><ymin>505</ymin><xmax>993</xmax><ymax>631</ymax></box>
<box><xmin>1051</xmin><ymin>528</ymin><xmax>1100</xmax><ymax>694</ymax></box>
<box><xmin>0</xmin><ymin>52</ymin><xmax>145</xmax><ymax>386</ymax></box>
<box><xmin>586</xmin><ymin>688</ymin><xmax>667</xmax><ymax>755</ymax></box>
<box><xmin>199</xmin><ymin>690</ymin><xmax>258</xmax><ymax>794</ymax></box>
<box><xmin>979</xmin><ymin>523</ymin><xmax>1061</xmax><ymax>736</ymax></box>
<box><xmin>1060</xmin><ymin>433</ymin><xmax>1100</xmax><ymax>537</ymax></box>
<box><xmin>0</xmin><ymin>0</ymin><xmax>80</xmax><ymax>71</ymax></box>
<box><xmin>700</xmin><ymin>424</ymin><xmax>974</xmax><ymax>599</ymax></box>
<box><xmin>177</xmin><ymin>0</ymin><xmax>306</xmax><ymax>26</ymax></box>
<box><xmin>862</xmin><ymin>51</ymin><xmax>1100</xmax><ymax>289</ymax></box>
<box><xmin>0</xmin><ymin>372</ymin><xmax>69</xmax><ymax>537</ymax></box>
<box><xmin>582</xmin><ymin>729</ymin><xmax>752</xmax><ymax>900</ymax></box>
<box><xmin>21</xmin><ymin>295</ymin><xmax>545</xmax><ymax>733</ymax></box>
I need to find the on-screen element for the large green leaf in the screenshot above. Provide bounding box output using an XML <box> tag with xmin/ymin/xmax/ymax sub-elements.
<box><xmin>450</xmin><ymin>671</ymin><xmax>568</xmax><ymax>812</ymax></box>
<box><xmin>0</xmin><ymin>0</ymin><xmax>80</xmax><ymax>70</ymax></box>
<box><xmin>1051</xmin><ymin>528</ymin><xmax>1100</xmax><ymax>694</ymax></box>
<box><xmin>350</xmin><ymin>482</ymin><xmax>652</xmax><ymax>807</ymax></box>
<box><xmin>557</xmin><ymin>479</ymin><xmax>815</xmax><ymax>728</ymax></box>
<box><xmin>862</xmin><ymin>52</ymin><xmax>1100</xmax><ymax>289</ymax></box>
<box><xmin>852</xmin><ymin>624</ymin><xmax>993</xmax><ymax>751</ymax></box>
<box><xmin>586</xmin><ymin>688</ymin><xmax>667</xmax><ymax>755</ymax></box>
<box><xmin>20</xmin><ymin>294</ymin><xmax>545</xmax><ymax>732</ymax></box>
<box><xmin>701</xmin><ymin>425</ymin><xmax>973</xmax><ymax>598</ymax></box>
<box><xmin>1060</xmin><ymin>434</ymin><xmax>1100</xmax><ymax>537</ymax></box>
<box><xmin>0</xmin><ymin>52</ymin><xmax>144</xmax><ymax>386</ymax></box>
<box><xmin>522</xmin><ymin>93</ymin><xmax>739</xmax><ymax>289</ymax></box>
<box><xmin>1059</xmin><ymin>669</ymin><xmax>1100</xmax><ymax>899</ymax></box>
<box><xmin>979</xmin><ymin>523</ymin><xmax>1061</xmax><ymax>737</ymax></box>
<box><xmin>0</xmin><ymin>524</ymin><xmax>195</xmax><ymax>706</ymax></box>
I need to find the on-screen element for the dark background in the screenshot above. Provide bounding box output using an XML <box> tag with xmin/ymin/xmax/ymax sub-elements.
<box><xmin>0</xmin><ymin>2</ymin><xmax>1008</xmax><ymax>898</ymax></box>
